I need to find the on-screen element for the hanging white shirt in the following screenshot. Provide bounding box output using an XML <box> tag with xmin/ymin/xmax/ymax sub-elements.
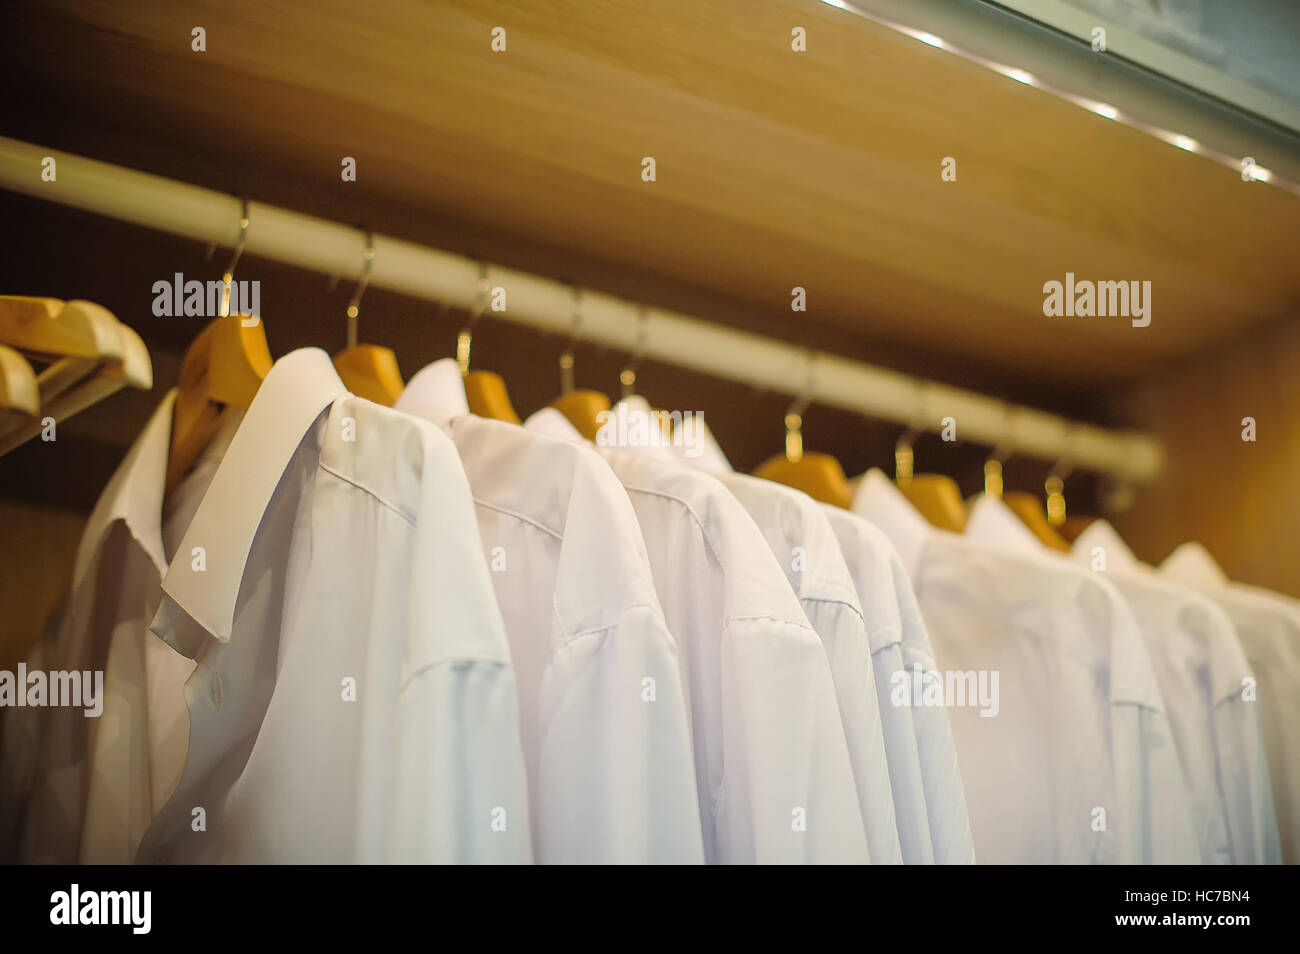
<box><xmin>713</xmin><ymin>471</ymin><xmax>902</xmax><ymax>864</ymax></box>
<box><xmin>136</xmin><ymin>348</ymin><xmax>531</xmax><ymax>863</ymax></box>
<box><xmin>405</xmin><ymin>386</ymin><xmax>704</xmax><ymax>864</ymax></box>
<box><xmin>1162</xmin><ymin>542</ymin><xmax>1298</xmax><ymax>863</ymax></box>
<box><xmin>585</xmin><ymin>444</ymin><xmax>869</xmax><ymax>864</ymax></box>
<box><xmin>861</xmin><ymin>473</ymin><xmax>1196</xmax><ymax>863</ymax></box>
<box><xmin>0</xmin><ymin>391</ymin><xmax>227</xmax><ymax>864</ymax></box>
<box><xmin>1069</xmin><ymin>521</ymin><xmax>1278</xmax><ymax>864</ymax></box>
<box><xmin>822</xmin><ymin>503</ymin><xmax>976</xmax><ymax>864</ymax></box>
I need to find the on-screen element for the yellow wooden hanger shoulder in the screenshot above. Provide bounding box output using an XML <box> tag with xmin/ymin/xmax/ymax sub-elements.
<box><xmin>210</xmin><ymin>317</ymin><xmax>271</xmax><ymax>408</ymax></box>
<box><xmin>901</xmin><ymin>474</ymin><xmax>967</xmax><ymax>532</ymax></box>
<box><xmin>755</xmin><ymin>452</ymin><xmax>854</xmax><ymax>509</ymax></box>
<box><xmin>465</xmin><ymin>370</ymin><xmax>521</xmax><ymax>424</ymax></box>
<box><xmin>167</xmin><ymin>316</ymin><xmax>271</xmax><ymax>494</ymax></box>
<box><xmin>552</xmin><ymin>389</ymin><xmax>609</xmax><ymax>441</ymax></box>
<box><xmin>0</xmin><ymin>344</ymin><xmax>39</xmax><ymax>418</ymax></box>
<box><xmin>334</xmin><ymin>344</ymin><xmax>403</xmax><ymax>406</ymax></box>
<box><xmin>1004</xmin><ymin>491</ymin><xmax>1071</xmax><ymax>552</ymax></box>
<box><xmin>0</xmin><ymin>298</ymin><xmax>152</xmax><ymax>457</ymax></box>
<box><xmin>754</xmin><ymin>402</ymin><xmax>853</xmax><ymax>508</ymax></box>
<box><xmin>0</xmin><ymin>296</ymin><xmax>123</xmax><ymax>364</ymax></box>
<box><xmin>37</xmin><ymin>321</ymin><xmax>152</xmax><ymax>434</ymax></box>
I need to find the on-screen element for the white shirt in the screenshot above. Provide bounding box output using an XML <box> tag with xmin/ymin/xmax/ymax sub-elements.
<box><xmin>1070</xmin><ymin>521</ymin><xmax>1278</xmax><ymax>864</ymax></box>
<box><xmin>1162</xmin><ymin>542</ymin><xmax>1297</xmax><ymax>863</ymax></box>
<box><xmin>422</xmin><ymin>405</ymin><xmax>704</xmax><ymax>864</ymax></box>
<box><xmin>589</xmin><ymin>446</ymin><xmax>870</xmax><ymax>864</ymax></box>
<box><xmin>822</xmin><ymin>503</ymin><xmax>976</xmax><ymax>864</ymax></box>
<box><xmin>0</xmin><ymin>391</ymin><xmax>223</xmax><ymax>864</ymax></box>
<box><xmin>713</xmin><ymin>471</ymin><xmax>903</xmax><ymax>864</ymax></box>
<box><xmin>136</xmin><ymin>348</ymin><xmax>531</xmax><ymax>863</ymax></box>
<box><xmin>862</xmin><ymin>474</ymin><xmax>1196</xmax><ymax>863</ymax></box>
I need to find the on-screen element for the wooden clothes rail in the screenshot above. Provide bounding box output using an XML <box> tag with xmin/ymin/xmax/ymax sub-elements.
<box><xmin>0</xmin><ymin>135</ymin><xmax>1163</xmax><ymax>481</ymax></box>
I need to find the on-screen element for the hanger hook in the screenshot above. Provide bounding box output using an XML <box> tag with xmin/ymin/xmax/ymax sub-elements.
<box><xmin>345</xmin><ymin>229</ymin><xmax>375</xmax><ymax>350</ymax></box>
<box><xmin>560</xmin><ymin>287</ymin><xmax>582</xmax><ymax>395</ymax></box>
<box><xmin>896</xmin><ymin>381</ymin><xmax>929</xmax><ymax>483</ymax></box>
<box><xmin>620</xmin><ymin>306</ymin><xmax>650</xmax><ymax>399</ymax></box>
<box><xmin>458</xmin><ymin>262</ymin><xmax>490</xmax><ymax>375</ymax></box>
<box><xmin>219</xmin><ymin>196</ymin><xmax>250</xmax><ymax>319</ymax></box>
<box><xmin>783</xmin><ymin>350</ymin><xmax>817</xmax><ymax>463</ymax></box>
<box><xmin>984</xmin><ymin>403</ymin><xmax>1016</xmax><ymax>498</ymax></box>
<box><xmin>1046</xmin><ymin>426</ymin><xmax>1078</xmax><ymax>526</ymax></box>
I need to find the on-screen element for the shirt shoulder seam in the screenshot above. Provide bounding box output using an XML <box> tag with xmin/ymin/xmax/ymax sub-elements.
<box><xmin>472</xmin><ymin>497</ymin><xmax>564</xmax><ymax>542</ymax></box>
<box><xmin>619</xmin><ymin>482</ymin><xmax>725</xmax><ymax>570</ymax></box>
<box><xmin>316</xmin><ymin>459</ymin><xmax>417</xmax><ymax>527</ymax></box>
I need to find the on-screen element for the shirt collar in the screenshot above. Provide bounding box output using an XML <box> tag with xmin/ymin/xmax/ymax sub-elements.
<box><xmin>1072</xmin><ymin>519</ymin><xmax>1142</xmax><ymax>574</ymax></box>
<box><xmin>73</xmin><ymin>389</ymin><xmax>175</xmax><ymax>584</ymax></box>
<box><xmin>158</xmin><ymin>348</ymin><xmax>346</xmax><ymax>647</ymax></box>
<box><xmin>1160</xmin><ymin>541</ymin><xmax>1228</xmax><ymax>588</ymax></box>
<box><xmin>605</xmin><ymin>396</ymin><xmax>680</xmax><ymax>462</ymax></box>
<box><xmin>672</xmin><ymin>407</ymin><xmax>732</xmax><ymax>473</ymax></box>
<box><xmin>851</xmin><ymin>468</ymin><xmax>931</xmax><ymax>577</ymax></box>
<box><xmin>964</xmin><ymin>493</ymin><xmax>1048</xmax><ymax>557</ymax></box>
<box><xmin>393</xmin><ymin>357</ymin><xmax>468</xmax><ymax>428</ymax></box>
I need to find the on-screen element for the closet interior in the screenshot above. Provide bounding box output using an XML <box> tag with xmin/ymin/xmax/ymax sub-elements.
<box><xmin>0</xmin><ymin>0</ymin><xmax>1297</xmax><ymax>868</ymax></box>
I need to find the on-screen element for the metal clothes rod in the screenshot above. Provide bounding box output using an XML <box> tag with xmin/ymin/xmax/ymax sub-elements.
<box><xmin>0</xmin><ymin>136</ymin><xmax>1163</xmax><ymax>481</ymax></box>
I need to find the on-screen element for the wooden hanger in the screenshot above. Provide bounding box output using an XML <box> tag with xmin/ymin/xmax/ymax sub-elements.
<box><xmin>455</xmin><ymin>277</ymin><xmax>522</xmax><ymax>423</ymax></box>
<box><xmin>0</xmin><ymin>344</ymin><xmax>39</xmax><ymax>435</ymax></box>
<box><xmin>166</xmin><ymin>315</ymin><xmax>271</xmax><ymax>493</ymax></box>
<box><xmin>465</xmin><ymin>370</ymin><xmax>521</xmax><ymax>423</ymax></box>
<box><xmin>332</xmin><ymin>235</ymin><xmax>403</xmax><ymax>405</ymax></box>
<box><xmin>552</xmin><ymin>389</ymin><xmax>609</xmax><ymax>440</ymax></box>
<box><xmin>753</xmin><ymin>397</ymin><xmax>854</xmax><ymax>508</ymax></box>
<box><xmin>1004</xmin><ymin>491</ymin><xmax>1071</xmax><ymax>552</ymax></box>
<box><xmin>893</xmin><ymin>430</ymin><xmax>966</xmax><ymax>531</ymax></box>
<box><xmin>546</xmin><ymin>291</ymin><xmax>610</xmax><ymax>437</ymax></box>
<box><xmin>0</xmin><ymin>297</ymin><xmax>125</xmax><ymax>400</ymax></box>
<box><xmin>755</xmin><ymin>452</ymin><xmax>854</xmax><ymax>508</ymax></box>
<box><xmin>165</xmin><ymin>202</ymin><xmax>273</xmax><ymax>489</ymax></box>
<box><xmin>0</xmin><ymin>297</ymin><xmax>152</xmax><ymax>456</ymax></box>
<box><xmin>38</xmin><ymin>320</ymin><xmax>150</xmax><ymax>424</ymax></box>
<box><xmin>901</xmin><ymin>474</ymin><xmax>967</xmax><ymax>531</ymax></box>
<box><xmin>334</xmin><ymin>344</ymin><xmax>403</xmax><ymax>406</ymax></box>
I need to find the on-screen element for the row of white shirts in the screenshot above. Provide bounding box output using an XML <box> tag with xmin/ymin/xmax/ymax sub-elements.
<box><xmin>1</xmin><ymin>347</ymin><xmax>1296</xmax><ymax>864</ymax></box>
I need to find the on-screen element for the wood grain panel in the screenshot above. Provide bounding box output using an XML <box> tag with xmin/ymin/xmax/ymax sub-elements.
<box><xmin>0</xmin><ymin>0</ymin><xmax>1295</xmax><ymax>394</ymax></box>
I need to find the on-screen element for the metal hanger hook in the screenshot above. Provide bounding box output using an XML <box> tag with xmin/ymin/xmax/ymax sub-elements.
<box><xmin>218</xmin><ymin>196</ymin><xmax>250</xmax><ymax>319</ymax></box>
<box><xmin>984</xmin><ymin>403</ymin><xmax>1016</xmax><ymax>498</ymax></box>
<box><xmin>620</xmin><ymin>306</ymin><xmax>650</xmax><ymax>398</ymax></box>
<box><xmin>457</xmin><ymin>262</ymin><xmax>490</xmax><ymax>374</ymax></box>
<box><xmin>559</xmin><ymin>287</ymin><xmax>582</xmax><ymax>395</ymax></box>
<box><xmin>896</xmin><ymin>381</ymin><xmax>930</xmax><ymax>482</ymax></box>
<box><xmin>345</xmin><ymin>229</ymin><xmax>375</xmax><ymax>350</ymax></box>
<box><xmin>1046</xmin><ymin>425</ymin><xmax>1078</xmax><ymax>526</ymax></box>
<box><xmin>783</xmin><ymin>350</ymin><xmax>817</xmax><ymax>463</ymax></box>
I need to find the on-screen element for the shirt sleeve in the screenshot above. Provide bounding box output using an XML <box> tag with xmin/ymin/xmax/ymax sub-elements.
<box><xmin>366</xmin><ymin>421</ymin><xmax>534</xmax><ymax>864</ymax></box>
<box><xmin>387</xmin><ymin>659</ymin><xmax>533</xmax><ymax>863</ymax></box>
<box><xmin>891</xmin><ymin>554</ymin><xmax>977</xmax><ymax>864</ymax></box>
<box><xmin>534</xmin><ymin>603</ymin><xmax>705</xmax><ymax>864</ymax></box>
<box><xmin>803</xmin><ymin>598</ymin><xmax>902</xmax><ymax>864</ymax></box>
<box><xmin>1111</xmin><ymin>702</ymin><xmax>1201</xmax><ymax>864</ymax></box>
<box><xmin>719</xmin><ymin>617</ymin><xmax>871</xmax><ymax>864</ymax></box>
<box><xmin>871</xmin><ymin>637</ymin><xmax>935</xmax><ymax>863</ymax></box>
<box><xmin>1214</xmin><ymin>695</ymin><xmax>1282</xmax><ymax>864</ymax></box>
